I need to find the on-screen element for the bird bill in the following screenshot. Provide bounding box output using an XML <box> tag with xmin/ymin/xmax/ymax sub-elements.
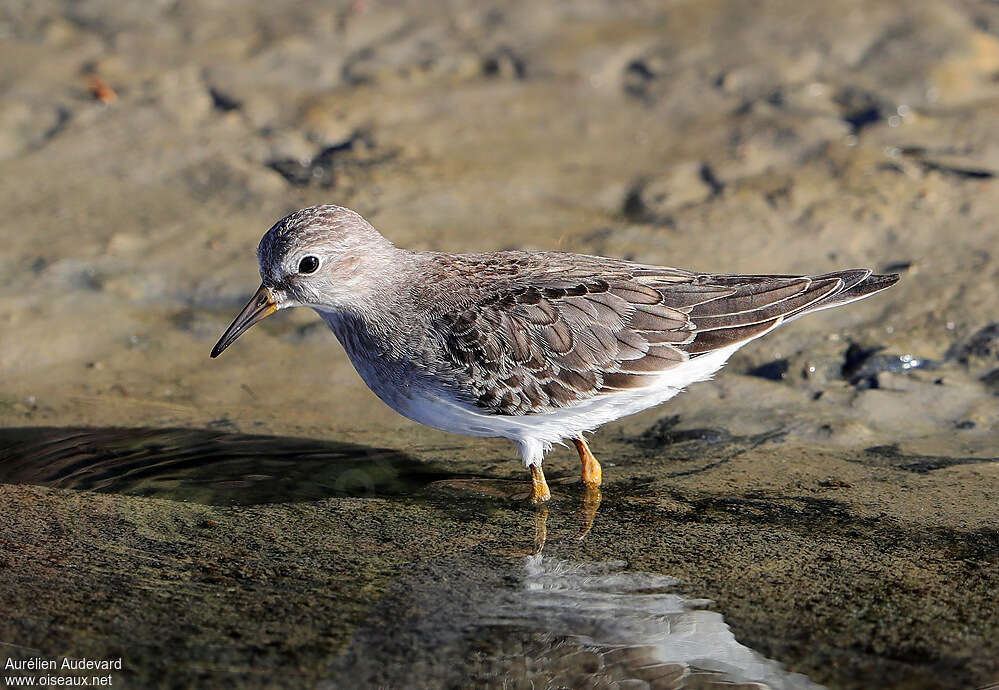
<box><xmin>211</xmin><ymin>284</ymin><xmax>277</xmax><ymax>358</ymax></box>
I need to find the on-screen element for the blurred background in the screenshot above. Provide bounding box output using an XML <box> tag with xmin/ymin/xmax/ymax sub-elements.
<box><xmin>2</xmin><ymin>2</ymin><xmax>999</xmax><ymax>688</ymax></box>
<box><xmin>2</xmin><ymin>0</ymin><xmax>998</xmax><ymax>439</ymax></box>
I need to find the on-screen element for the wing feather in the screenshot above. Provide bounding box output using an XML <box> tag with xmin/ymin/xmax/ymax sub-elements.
<box><xmin>427</xmin><ymin>253</ymin><xmax>897</xmax><ymax>415</ymax></box>
<box><xmin>691</xmin><ymin>278</ymin><xmax>842</xmax><ymax>331</ymax></box>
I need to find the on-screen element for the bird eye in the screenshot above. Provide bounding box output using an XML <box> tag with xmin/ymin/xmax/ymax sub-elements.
<box><xmin>298</xmin><ymin>256</ymin><xmax>320</xmax><ymax>274</ymax></box>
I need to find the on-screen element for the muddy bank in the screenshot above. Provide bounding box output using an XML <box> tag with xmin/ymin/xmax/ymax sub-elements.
<box><xmin>1</xmin><ymin>426</ymin><xmax>997</xmax><ymax>688</ymax></box>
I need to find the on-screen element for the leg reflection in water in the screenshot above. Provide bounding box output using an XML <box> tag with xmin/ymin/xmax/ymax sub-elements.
<box><xmin>509</xmin><ymin>503</ymin><xmax>823</xmax><ymax>689</ymax></box>
<box><xmin>579</xmin><ymin>484</ymin><xmax>601</xmax><ymax>541</ymax></box>
<box><xmin>533</xmin><ymin>504</ymin><xmax>549</xmax><ymax>556</ymax></box>
<box><xmin>532</xmin><ymin>484</ymin><xmax>603</xmax><ymax>555</ymax></box>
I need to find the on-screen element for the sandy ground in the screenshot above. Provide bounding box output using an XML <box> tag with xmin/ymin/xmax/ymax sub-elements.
<box><xmin>1</xmin><ymin>1</ymin><xmax>998</xmax><ymax>688</ymax></box>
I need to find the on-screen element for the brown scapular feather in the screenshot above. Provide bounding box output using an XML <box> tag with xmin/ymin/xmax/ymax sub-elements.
<box><xmin>427</xmin><ymin>251</ymin><xmax>898</xmax><ymax>416</ymax></box>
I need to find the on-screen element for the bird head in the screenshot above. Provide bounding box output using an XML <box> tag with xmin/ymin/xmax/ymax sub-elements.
<box><xmin>211</xmin><ymin>205</ymin><xmax>395</xmax><ymax>358</ymax></box>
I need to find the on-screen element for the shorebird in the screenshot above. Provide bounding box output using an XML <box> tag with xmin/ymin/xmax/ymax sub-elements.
<box><xmin>211</xmin><ymin>205</ymin><xmax>898</xmax><ymax>503</ymax></box>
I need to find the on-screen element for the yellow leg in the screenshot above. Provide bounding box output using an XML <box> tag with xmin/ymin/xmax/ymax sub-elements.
<box><xmin>573</xmin><ymin>437</ymin><xmax>603</xmax><ymax>488</ymax></box>
<box><xmin>530</xmin><ymin>464</ymin><xmax>552</xmax><ymax>503</ymax></box>
<box><xmin>572</xmin><ymin>437</ymin><xmax>602</xmax><ymax>539</ymax></box>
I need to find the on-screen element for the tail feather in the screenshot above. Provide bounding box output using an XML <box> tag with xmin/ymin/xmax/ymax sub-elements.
<box><xmin>675</xmin><ymin>268</ymin><xmax>900</xmax><ymax>355</ymax></box>
<box><xmin>791</xmin><ymin>270</ymin><xmax>900</xmax><ymax>320</ymax></box>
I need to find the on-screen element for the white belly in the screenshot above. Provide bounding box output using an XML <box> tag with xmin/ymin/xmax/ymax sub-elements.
<box><xmin>319</xmin><ymin>307</ymin><xmax>755</xmax><ymax>465</ymax></box>
<box><xmin>353</xmin><ymin>341</ymin><xmax>746</xmax><ymax>466</ymax></box>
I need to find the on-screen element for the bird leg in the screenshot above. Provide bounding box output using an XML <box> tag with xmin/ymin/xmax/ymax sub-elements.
<box><xmin>573</xmin><ymin>437</ymin><xmax>602</xmax><ymax>488</ymax></box>
<box><xmin>571</xmin><ymin>437</ymin><xmax>602</xmax><ymax>539</ymax></box>
<box><xmin>529</xmin><ymin>463</ymin><xmax>552</xmax><ymax>503</ymax></box>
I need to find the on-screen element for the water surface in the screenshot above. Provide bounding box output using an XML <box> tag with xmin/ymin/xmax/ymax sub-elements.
<box><xmin>1</xmin><ymin>425</ymin><xmax>995</xmax><ymax>689</ymax></box>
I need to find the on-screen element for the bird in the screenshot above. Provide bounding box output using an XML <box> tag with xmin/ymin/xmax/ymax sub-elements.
<box><xmin>211</xmin><ymin>205</ymin><xmax>898</xmax><ymax>504</ymax></box>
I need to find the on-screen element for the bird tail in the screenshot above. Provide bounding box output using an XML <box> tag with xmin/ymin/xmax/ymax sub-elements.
<box><xmin>789</xmin><ymin>269</ymin><xmax>899</xmax><ymax>320</ymax></box>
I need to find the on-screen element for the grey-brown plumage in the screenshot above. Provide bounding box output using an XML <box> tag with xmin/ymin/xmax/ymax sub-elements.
<box><xmin>408</xmin><ymin>252</ymin><xmax>896</xmax><ymax>416</ymax></box>
<box><xmin>211</xmin><ymin>204</ymin><xmax>899</xmax><ymax>501</ymax></box>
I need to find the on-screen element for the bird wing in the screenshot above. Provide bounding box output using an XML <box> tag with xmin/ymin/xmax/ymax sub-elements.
<box><xmin>431</xmin><ymin>254</ymin><xmax>895</xmax><ymax>416</ymax></box>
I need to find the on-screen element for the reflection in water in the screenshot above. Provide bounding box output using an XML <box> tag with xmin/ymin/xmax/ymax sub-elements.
<box><xmin>4</xmin><ymin>427</ymin><xmax>824</xmax><ymax>688</ymax></box>
<box><xmin>0</xmin><ymin>427</ymin><xmax>455</xmax><ymax>505</ymax></box>
<box><xmin>480</xmin><ymin>555</ymin><xmax>824</xmax><ymax>689</ymax></box>
<box><xmin>472</xmin><ymin>507</ymin><xmax>824</xmax><ymax>690</ymax></box>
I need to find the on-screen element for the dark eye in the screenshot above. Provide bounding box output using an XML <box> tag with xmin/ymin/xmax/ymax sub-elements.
<box><xmin>298</xmin><ymin>256</ymin><xmax>320</xmax><ymax>274</ymax></box>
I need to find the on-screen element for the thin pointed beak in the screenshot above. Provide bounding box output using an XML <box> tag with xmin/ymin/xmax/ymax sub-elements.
<box><xmin>211</xmin><ymin>284</ymin><xmax>278</xmax><ymax>358</ymax></box>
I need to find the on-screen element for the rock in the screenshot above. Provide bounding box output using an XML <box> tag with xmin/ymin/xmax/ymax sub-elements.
<box><xmin>481</xmin><ymin>46</ymin><xmax>527</xmax><ymax>79</ymax></box>
<box><xmin>842</xmin><ymin>344</ymin><xmax>938</xmax><ymax>388</ymax></box>
<box><xmin>299</xmin><ymin>97</ymin><xmax>357</xmax><ymax>147</ymax></box>
<box><xmin>746</xmin><ymin>359</ymin><xmax>790</xmax><ymax>381</ymax></box>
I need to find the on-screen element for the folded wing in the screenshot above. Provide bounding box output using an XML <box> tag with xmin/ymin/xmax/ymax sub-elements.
<box><xmin>434</xmin><ymin>257</ymin><xmax>898</xmax><ymax>415</ymax></box>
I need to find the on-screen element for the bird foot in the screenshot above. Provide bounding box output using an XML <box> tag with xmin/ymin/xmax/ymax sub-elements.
<box><xmin>573</xmin><ymin>438</ymin><xmax>603</xmax><ymax>488</ymax></box>
<box><xmin>529</xmin><ymin>464</ymin><xmax>551</xmax><ymax>504</ymax></box>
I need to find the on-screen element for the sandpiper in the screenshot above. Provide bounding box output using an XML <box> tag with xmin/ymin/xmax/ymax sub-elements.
<box><xmin>211</xmin><ymin>205</ymin><xmax>898</xmax><ymax>503</ymax></box>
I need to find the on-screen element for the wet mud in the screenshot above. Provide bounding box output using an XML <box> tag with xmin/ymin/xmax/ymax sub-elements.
<box><xmin>2</xmin><ymin>425</ymin><xmax>998</xmax><ymax>689</ymax></box>
<box><xmin>0</xmin><ymin>427</ymin><xmax>454</xmax><ymax>504</ymax></box>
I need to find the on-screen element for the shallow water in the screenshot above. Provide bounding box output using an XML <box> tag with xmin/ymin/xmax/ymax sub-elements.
<box><xmin>465</xmin><ymin>554</ymin><xmax>824</xmax><ymax>689</ymax></box>
<box><xmin>4</xmin><ymin>425</ymin><xmax>996</xmax><ymax>688</ymax></box>
<box><xmin>0</xmin><ymin>426</ymin><xmax>823</xmax><ymax>688</ymax></box>
<box><xmin>0</xmin><ymin>427</ymin><xmax>458</xmax><ymax>504</ymax></box>
<box><xmin>331</xmin><ymin>526</ymin><xmax>828</xmax><ymax>689</ymax></box>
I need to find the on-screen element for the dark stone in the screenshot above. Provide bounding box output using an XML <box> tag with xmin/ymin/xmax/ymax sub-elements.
<box><xmin>918</xmin><ymin>160</ymin><xmax>995</xmax><ymax>179</ymax></box>
<box><xmin>747</xmin><ymin>358</ymin><xmax>789</xmax><ymax>381</ymax></box>
<box><xmin>835</xmin><ymin>87</ymin><xmax>884</xmax><ymax>134</ymax></box>
<box><xmin>482</xmin><ymin>47</ymin><xmax>526</xmax><ymax>79</ymax></box>
<box><xmin>208</xmin><ymin>87</ymin><xmax>241</xmax><ymax>111</ymax></box>
<box><xmin>698</xmin><ymin>163</ymin><xmax>724</xmax><ymax>197</ymax></box>
<box><xmin>881</xmin><ymin>260</ymin><xmax>913</xmax><ymax>273</ymax></box>
<box><xmin>841</xmin><ymin>343</ymin><xmax>937</xmax><ymax>386</ymax></box>
<box><xmin>622</xmin><ymin>59</ymin><xmax>657</xmax><ymax>102</ymax></box>
<box><xmin>622</xmin><ymin>179</ymin><xmax>648</xmax><ymax>221</ymax></box>
<box><xmin>843</xmin><ymin>106</ymin><xmax>881</xmax><ymax>132</ymax></box>
<box><xmin>265</xmin><ymin>131</ymin><xmax>395</xmax><ymax>189</ymax></box>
